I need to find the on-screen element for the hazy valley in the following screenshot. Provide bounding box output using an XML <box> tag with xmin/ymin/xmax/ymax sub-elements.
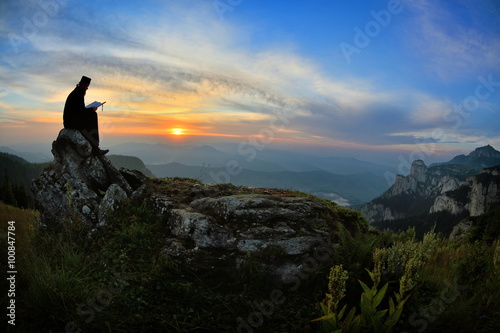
<box><xmin>2</xmin><ymin>142</ymin><xmax>398</xmax><ymax>206</ymax></box>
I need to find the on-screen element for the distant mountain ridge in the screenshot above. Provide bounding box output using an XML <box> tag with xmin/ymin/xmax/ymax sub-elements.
<box><xmin>147</xmin><ymin>162</ymin><xmax>390</xmax><ymax>206</ymax></box>
<box><xmin>109</xmin><ymin>142</ymin><xmax>396</xmax><ymax>175</ymax></box>
<box><xmin>2</xmin><ymin>142</ymin><xmax>393</xmax><ymax>206</ymax></box>
<box><xmin>0</xmin><ymin>152</ymin><xmax>48</xmax><ymax>208</ymax></box>
<box><xmin>0</xmin><ymin>146</ymin><xmax>52</xmax><ymax>163</ymax></box>
<box><xmin>110</xmin><ymin>142</ymin><xmax>397</xmax><ymax>205</ymax></box>
<box><xmin>107</xmin><ymin>155</ymin><xmax>155</xmax><ymax>177</ymax></box>
<box><xmin>436</xmin><ymin>144</ymin><xmax>500</xmax><ymax>167</ymax></box>
<box><xmin>0</xmin><ymin>152</ymin><xmax>48</xmax><ymax>188</ymax></box>
<box><xmin>109</xmin><ymin>142</ymin><xmax>289</xmax><ymax>173</ymax></box>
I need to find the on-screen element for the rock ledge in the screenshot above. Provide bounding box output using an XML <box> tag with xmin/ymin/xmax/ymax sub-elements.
<box><xmin>32</xmin><ymin>129</ymin><xmax>145</xmax><ymax>228</ymax></box>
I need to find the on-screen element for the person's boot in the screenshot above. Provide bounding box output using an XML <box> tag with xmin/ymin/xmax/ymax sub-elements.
<box><xmin>92</xmin><ymin>147</ymin><xmax>109</xmax><ymax>155</ymax></box>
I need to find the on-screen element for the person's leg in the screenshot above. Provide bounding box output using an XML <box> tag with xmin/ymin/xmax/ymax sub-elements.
<box><xmin>80</xmin><ymin>111</ymin><xmax>108</xmax><ymax>155</ymax></box>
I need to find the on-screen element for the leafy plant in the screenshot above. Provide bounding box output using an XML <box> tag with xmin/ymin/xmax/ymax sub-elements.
<box><xmin>334</xmin><ymin>225</ymin><xmax>382</xmax><ymax>279</ymax></box>
<box><xmin>314</xmin><ymin>261</ymin><xmax>409</xmax><ymax>333</ymax></box>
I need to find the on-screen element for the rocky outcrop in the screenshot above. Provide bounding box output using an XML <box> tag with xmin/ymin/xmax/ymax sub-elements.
<box><xmin>32</xmin><ymin>129</ymin><xmax>146</xmax><ymax>229</ymax></box>
<box><xmin>429</xmin><ymin>195</ymin><xmax>464</xmax><ymax>215</ymax></box>
<box><xmin>150</xmin><ymin>187</ymin><xmax>344</xmax><ymax>281</ymax></box>
<box><xmin>32</xmin><ymin>130</ymin><xmax>360</xmax><ymax>282</ymax></box>
<box><xmin>360</xmin><ymin>157</ymin><xmax>500</xmax><ymax>226</ymax></box>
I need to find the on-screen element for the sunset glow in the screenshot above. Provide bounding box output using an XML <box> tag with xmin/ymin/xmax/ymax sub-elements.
<box><xmin>170</xmin><ymin>128</ymin><xmax>186</xmax><ymax>136</ymax></box>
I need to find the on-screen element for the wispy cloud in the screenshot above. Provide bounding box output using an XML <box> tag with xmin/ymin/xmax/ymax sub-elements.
<box><xmin>405</xmin><ymin>0</ymin><xmax>500</xmax><ymax>80</ymax></box>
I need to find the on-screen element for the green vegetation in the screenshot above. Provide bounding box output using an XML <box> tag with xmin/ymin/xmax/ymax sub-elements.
<box><xmin>0</xmin><ymin>198</ymin><xmax>331</xmax><ymax>332</ymax></box>
<box><xmin>373</xmin><ymin>210</ymin><xmax>470</xmax><ymax>239</ymax></box>
<box><xmin>468</xmin><ymin>203</ymin><xmax>500</xmax><ymax>243</ymax></box>
<box><xmin>0</xmin><ymin>152</ymin><xmax>47</xmax><ymax>208</ymax></box>
<box><xmin>1</xmin><ymin>182</ymin><xmax>499</xmax><ymax>332</ymax></box>
<box><xmin>314</xmin><ymin>224</ymin><xmax>500</xmax><ymax>332</ymax></box>
<box><xmin>314</xmin><ymin>261</ymin><xmax>408</xmax><ymax>333</ymax></box>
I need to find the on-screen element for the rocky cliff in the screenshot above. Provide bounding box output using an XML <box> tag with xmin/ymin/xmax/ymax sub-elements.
<box><xmin>430</xmin><ymin>165</ymin><xmax>500</xmax><ymax>217</ymax></box>
<box><xmin>32</xmin><ymin>129</ymin><xmax>365</xmax><ymax>281</ymax></box>
<box><xmin>360</xmin><ymin>158</ymin><xmax>500</xmax><ymax>225</ymax></box>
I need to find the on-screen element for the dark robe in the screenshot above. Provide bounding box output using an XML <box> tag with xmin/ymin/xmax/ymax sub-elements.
<box><xmin>63</xmin><ymin>86</ymin><xmax>100</xmax><ymax>148</ymax></box>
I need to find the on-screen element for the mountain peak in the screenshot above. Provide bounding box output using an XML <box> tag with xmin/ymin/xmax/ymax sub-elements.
<box><xmin>469</xmin><ymin>145</ymin><xmax>500</xmax><ymax>158</ymax></box>
<box><xmin>444</xmin><ymin>145</ymin><xmax>500</xmax><ymax>167</ymax></box>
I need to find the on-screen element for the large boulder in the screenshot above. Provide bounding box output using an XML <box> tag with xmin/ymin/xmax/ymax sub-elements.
<box><xmin>32</xmin><ymin>129</ymin><xmax>145</xmax><ymax>229</ymax></box>
<box><xmin>149</xmin><ymin>185</ymin><xmax>349</xmax><ymax>282</ymax></box>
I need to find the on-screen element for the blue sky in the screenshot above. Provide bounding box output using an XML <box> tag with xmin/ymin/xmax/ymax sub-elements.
<box><xmin>1</xmin><ymin>0</ymin><xmax>499</xmax><ymax>164</ymax></box>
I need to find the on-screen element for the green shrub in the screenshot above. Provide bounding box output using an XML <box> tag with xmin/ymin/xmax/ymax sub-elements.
<box><xmin>455</xmin><ymin>242</ymin><xmax>490</xmax><ymax>291</ymax></box>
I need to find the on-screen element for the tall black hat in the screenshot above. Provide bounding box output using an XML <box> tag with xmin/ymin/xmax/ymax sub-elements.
<box><xmin>79</xmin><ymin>76</ymin><xmax>91</xmax><ymax>85</ymax></box>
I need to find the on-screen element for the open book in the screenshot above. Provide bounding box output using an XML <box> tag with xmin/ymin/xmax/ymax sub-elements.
<box><xmin>86</xmin><ymin>101</ymin><xmax>106</xmax><ymax>108</ymax></box>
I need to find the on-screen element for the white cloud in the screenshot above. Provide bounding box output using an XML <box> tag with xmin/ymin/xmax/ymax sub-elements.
<box><xmin>409</xmin><ymin>94</ymin><xmax>452</xmax><ymax>125</ymax></box>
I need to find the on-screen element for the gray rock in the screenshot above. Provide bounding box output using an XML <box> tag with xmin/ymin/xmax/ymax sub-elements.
<box><xmin>120</xmin><ymin>168</ymin><xmax>147</xmax><ymax>190</ymax></box>
<box><xmin>169</xmin><ymin>209</ymin><xmax>231</xmax><ymax>249</ymax></box>
<box><xmin>430</xmin><ymin>195</ymin><xmax>464</xmax><ymax>215</ymax></box>
<box><xmin>449</xmin><ymin>220</ymin><xmax>473</xmax><ymax>239</ymax></box>
<box><xmin>150</xmin><ymin>194</ymin><xmax>174</xmax><ymax>215</ymax></box>
<box><xmin>52</xmin><ymin>128</ymin><xmax>93</xmax><ymax>159</ymax></box>
<box><xmin>150</xmin><ymin>191</ymin><xmax>339</xmax><ymax>282</ymax></box>
<box><xmin>98</xmin><ymin>184</ymin><xmax>128</xmax><ymax>227</ymax></box>
<box><xmin>100</xmin><ymin>156</ymin><xmax>133</xmax><ymax>195</ymax></box>
<box><xmin>466</xmin><ymin>173</ymin><xmax>499</xmax><ymax>216</ymax></box>
<box><xmin>32</xmin><ymin>128</ymin><xmax>147</xmax><ymax>229</ymax></box>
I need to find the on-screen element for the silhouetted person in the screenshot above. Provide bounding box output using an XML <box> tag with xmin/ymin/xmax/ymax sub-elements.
<box><xmin>63</xmin><ymin>76</ymin><xmax>109</xmax><ymax>155</ymax></box>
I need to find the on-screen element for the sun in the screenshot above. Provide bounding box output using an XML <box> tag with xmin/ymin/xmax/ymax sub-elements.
<box><xmin>170</xmin><ymin>128</ymin><xmax>185</xmax><ymax>135</ymax></box>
